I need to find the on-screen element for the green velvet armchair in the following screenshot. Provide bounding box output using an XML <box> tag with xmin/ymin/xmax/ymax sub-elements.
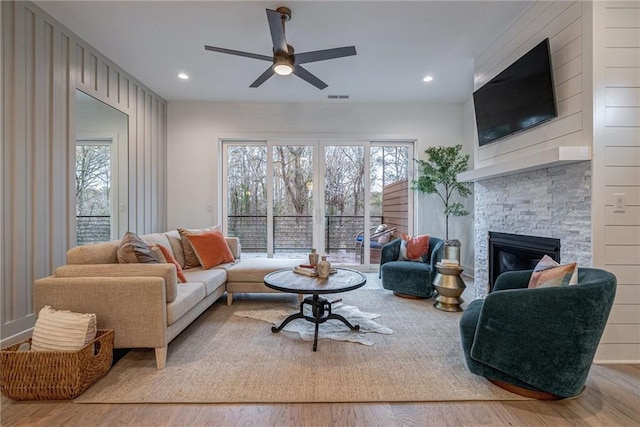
<box><xmin>459</xmin><ymin>267</ymin><xmax>616</xmax><ymax>399</ymax></box>
<box><xmin>379</xmin><ymin>237</ymin><xmax>444</xmax><ymax>298</ymax></box>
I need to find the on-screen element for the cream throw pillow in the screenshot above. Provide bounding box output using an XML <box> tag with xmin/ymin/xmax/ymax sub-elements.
<box><xmin>31</xmin><ymin>306</ymin><xmax>97</xmax><ymax>352</ymax></box>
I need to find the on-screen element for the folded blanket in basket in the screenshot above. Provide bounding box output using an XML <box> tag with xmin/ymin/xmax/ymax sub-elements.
<box><xmin>31</xmin><ymin>306</ymin><xmax>97</xmax><ymax>351</ymax></box>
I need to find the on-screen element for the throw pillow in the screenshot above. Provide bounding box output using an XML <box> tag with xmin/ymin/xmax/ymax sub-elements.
<box><xmin>31</xmin><ymin>306</ymin><xmax>97</xmax><ymax>352</ymax></box>
<box><xmin>528</xmin><ymin>255</ymin><xmax>578</xmax><ymax>288</ymax></box>
<box><xmin>186</xmin><ymin>230</ymin><xmax>235</xmax><ymax>269</ymax></box>
<box><xmin>151</xmin><ymin>244</ymin><xmax>187</xmax><ymax>283</ymax></box>
<box><xmin>178</xmin><ymin>226</ymin><xmax>222</xmax><ymax>269</ymax></box>
<box><xmin>375</xmin><ymin>224</ymin><xmax>387</xmax><ymax>234</ymax></box>
<box><xmin>117</xmin><ymin>231</ymin><xmax>160</xmax><ymax>264</ymax></box>
<box><xmin>378</xmin><ymin>231</ymin><xmax>392</xmax><ymax>244</ymax></box>
<box><xmin>399</xmin><ymin>234</ymin><xmax>430</xmax><ymax>261</ymax></box>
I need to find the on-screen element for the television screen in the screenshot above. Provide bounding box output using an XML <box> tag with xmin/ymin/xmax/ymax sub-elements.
<box><xmin>473</xmin><ymin>38</ymin><xmax>557</xmax><ymax>146</ymax></box>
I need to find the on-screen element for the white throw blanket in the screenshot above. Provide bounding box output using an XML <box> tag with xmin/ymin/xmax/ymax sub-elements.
<box><xmin>234</xmin><ymin>302</ymin><xmax>393</xmax><ymax>346</ymax></box>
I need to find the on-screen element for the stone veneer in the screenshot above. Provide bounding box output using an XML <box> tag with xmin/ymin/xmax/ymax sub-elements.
<box><xmin>473</xmin><ymin>161</ymin><xmax>592</xmax><ymax>298</ymax></box>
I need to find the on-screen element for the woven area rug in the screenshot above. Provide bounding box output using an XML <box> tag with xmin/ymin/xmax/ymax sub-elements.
<box><xmin>75</xmin><ymin>289</ymin><xmax>527</xmax><ymax>403</ymax></box>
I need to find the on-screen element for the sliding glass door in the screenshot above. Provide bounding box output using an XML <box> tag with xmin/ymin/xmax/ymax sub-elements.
<box><xmin>223</xmin><ymin>140</ymin><xmax>412</xmax><ymax>268</ymax></box>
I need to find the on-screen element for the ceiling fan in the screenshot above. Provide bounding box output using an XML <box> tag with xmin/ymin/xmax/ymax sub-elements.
<box><xmin>204</xmin><ymin>7</ymin><xmax>356</xmax><ymax>90</ymax></box>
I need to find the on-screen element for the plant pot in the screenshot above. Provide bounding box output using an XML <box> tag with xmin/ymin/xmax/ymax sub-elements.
<box><xmin>444</xmin><ymin>239</ymin><xmax>461</xmax><ymax>262</ymax></box>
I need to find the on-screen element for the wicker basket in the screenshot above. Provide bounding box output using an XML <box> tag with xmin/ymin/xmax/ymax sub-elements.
<box><xmin>0</xmin><ymin>329</ymin><xmax>114</xmax><ymax>400</ymax></box>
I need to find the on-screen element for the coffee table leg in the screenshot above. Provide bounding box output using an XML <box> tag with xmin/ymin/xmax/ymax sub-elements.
<box><xmin>313</xmin><ymin>320</ymin><xmax>320</xmax><ymax>351</ymax></box>
<box><xmin>326</xmin><ymin>313</ymin><xmax>360</xmax><ymax>331</ymax></box>
<box><xmin>271</xmin><ymin>299</ymin><xmax>306</xmax><ymax>333</ymax></box>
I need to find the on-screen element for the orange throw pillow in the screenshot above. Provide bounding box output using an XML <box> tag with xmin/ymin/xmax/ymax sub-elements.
<box><xmin>399</xmin><ymin>234</ymin><xmax>430</xmax><ymax>261</ymax></box>
<box><xmin>151</xmin><ymin>244</ymin><xmax>187</xmax><ymax>283</ymax></box>
<box><xmin>186</xmin><ymin>231</ymin><xmax>235</xmax><ymax>270</ymax></box>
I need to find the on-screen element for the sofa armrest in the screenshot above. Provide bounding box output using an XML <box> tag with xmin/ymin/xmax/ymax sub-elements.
<box><xmin>53</xmin><ymin>263</ymin><xmax>178</xmax><ymax>303</ymax></box>
<box><xmin>225</xmin><ymin>237</ymin><xmax>241</xmax><ymax>259</ymax></box>
<box><xmin>34</xmin><ymin>276</ymin><xmax>168</xmax><ymax>349</ymax></box>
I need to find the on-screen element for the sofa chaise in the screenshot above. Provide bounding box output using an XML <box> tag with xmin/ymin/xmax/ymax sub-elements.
<box><xmin>33</xmin><ymin>229</ymin><xmax>300</xmax><ymax>369</ymax></box>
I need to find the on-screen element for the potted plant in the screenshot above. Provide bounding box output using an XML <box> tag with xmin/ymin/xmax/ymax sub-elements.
<box><xmin>411</xmin><ymin>144</ymin><xmax>471</xmax><ymax>261</ymax></box>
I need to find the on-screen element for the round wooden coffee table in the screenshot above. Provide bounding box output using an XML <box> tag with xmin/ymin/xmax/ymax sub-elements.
<box><xmin>263</xmin><ymin>267</ymin><xmax>367</xmax><ymax>351</ymax></box>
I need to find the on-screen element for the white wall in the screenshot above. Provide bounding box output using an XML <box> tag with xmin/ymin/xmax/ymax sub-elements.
<box><xmin>592</xmin><ymin>0</ymin><xmax>640</xmax><ymax>363</ymax></box>
<box><xmin>167</xmin><ymin>102</ymin><xmax>474</xmax><ymax>269</ymax></box>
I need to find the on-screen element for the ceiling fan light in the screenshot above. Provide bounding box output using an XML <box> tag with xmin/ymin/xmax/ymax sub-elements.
<box><xmin>274</xmin><ymin>63</ymin><xmax>293</xmax><ymax>76</ymax></box>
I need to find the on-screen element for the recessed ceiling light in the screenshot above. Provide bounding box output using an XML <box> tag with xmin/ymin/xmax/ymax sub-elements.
<box><xmin>177</xmin><ymin>73</ymin><xmax>189</xmax><ymax>80</ymax></box>
<box><xmin>423</xmin><ymin>75</ymin><xmax>434</xmax><ymax>83</ymax></box>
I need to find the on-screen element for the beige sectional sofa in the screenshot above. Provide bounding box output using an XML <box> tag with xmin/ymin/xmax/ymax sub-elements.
<box><xmin>33</xmin><ymin>230</ymin><xmax>300</xmax><ymax>369</ymax></box>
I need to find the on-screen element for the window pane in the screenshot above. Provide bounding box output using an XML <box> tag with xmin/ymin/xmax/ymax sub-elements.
<box><xmin>75</xmin><ymin>144</ymin><xmax>111</xmax><ymax>245</ymax></box>
<box><xmin>226</xmin><ymin>146</ymin><xmax>267</xmax><ymax>254</ymax></box>
<box><xmin>325</xmin><ymin>145</ymin><xmax>364</xmax><ymax>264</ymax></box>
<box><xmin>272</xmin><ymin>145</ymin><xmax>313</xmax><ymax>256</ymax></box>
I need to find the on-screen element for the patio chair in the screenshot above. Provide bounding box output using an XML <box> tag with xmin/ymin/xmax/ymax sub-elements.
<box><xmin>355</xmin><ymin>224</ymin><xmax>397</xmax><ymax>263</ymax></box>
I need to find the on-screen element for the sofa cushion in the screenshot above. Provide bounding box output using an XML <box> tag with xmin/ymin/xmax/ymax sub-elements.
<box><xmin>67</xmin><ymin>241</ymin><xmax>120</xmax><ymax>264</ymax></box>
<box><xmin>166</xmin><ymin>282</ymin><xmax>206</xmax><ymax>326</ymax></box>
<box><xmin>187</xmin><ymin>231</ymin><xmax>235</xmax><ymax>269</ymax></box>
<box><xmin>164</xmin><ymin>230</ymin><xmax>186</xmax><ymax>268</ymax></box>
<box><xmin>178</xmin><ymin>226</ymin><xmax>222</xmax><ymax>269</ymax></box>
<box><xmin>182</xmin><ymin>267</ymin><xmax>227</xmax><ymax>296</ymax></box>
<box><xmin>227</xmin><ymin>258</ymin><xmax>300</xmax><ymax>283</ymax></box>
<box><xmin>140</xmin><ymin>233</ymin><xmax>174</xmax><ymax>256</ymax></box>
<box><xmin>117</xmin><ymin>231</ymin><xmax>160</xmax><ymax>264</ymax></box>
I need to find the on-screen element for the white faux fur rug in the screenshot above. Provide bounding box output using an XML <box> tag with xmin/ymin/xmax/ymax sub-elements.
<box><xmin>233</xmin><ymin>302</ymin><xmax>393</xmax><ymax>346</ymax></box>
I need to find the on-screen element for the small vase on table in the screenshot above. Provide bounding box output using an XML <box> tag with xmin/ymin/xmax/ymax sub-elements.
<box><xmin>317</xmin><ymin>256</ymin><xmax>331</xmax><ymax>279</ymax></box>
<box><xmin>308</xmin><ymin>248</ymin><xmax>319</xmax><ymax>267</ymax></box>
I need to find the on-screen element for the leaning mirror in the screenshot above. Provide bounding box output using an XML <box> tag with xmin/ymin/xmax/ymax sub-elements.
<box><xmin>75</xmin><ymin>89</ymin><xmax>129</xmax><ymax>245</ymax></box>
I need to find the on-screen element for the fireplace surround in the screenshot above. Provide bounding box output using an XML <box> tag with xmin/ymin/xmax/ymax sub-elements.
<box><xmin>473</xmin><ymin>162</ymin><xmax>592</xmax><ymax>298</ymax></box>
<box><xmin>488</xmin><ymin>232</ymin><xmax>561</xmax><ymax>292</ymax></box>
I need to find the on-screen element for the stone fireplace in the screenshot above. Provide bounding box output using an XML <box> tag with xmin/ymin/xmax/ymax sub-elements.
<box><xmin>488</xmin><ymin>232</ymin><xmax>560</xmax><ymax>292</ymax></box>
<box><xmin>474</xmin><ymin>162</ymin><xmax>592</xmax><ymax>298</ymax></box>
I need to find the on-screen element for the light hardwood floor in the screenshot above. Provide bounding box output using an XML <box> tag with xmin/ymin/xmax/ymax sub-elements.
<box><xmin>2</xmin><ymin>275</ymin><xmax>639</xmax><ymax>427</ymax></box>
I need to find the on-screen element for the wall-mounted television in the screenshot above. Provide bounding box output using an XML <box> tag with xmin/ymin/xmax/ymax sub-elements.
<box><xmin>473</xmin><ymin>38</ymin><xmax>557</xmax><ymax>147</ymax></box>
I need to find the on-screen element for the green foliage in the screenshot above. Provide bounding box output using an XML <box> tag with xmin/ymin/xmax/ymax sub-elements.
<box><xmin>411</xmin><ymin>145</ymin><xmax>471</xmax><ymax>240</ymax></box>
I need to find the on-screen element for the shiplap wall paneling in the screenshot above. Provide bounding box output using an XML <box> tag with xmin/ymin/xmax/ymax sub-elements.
<box><xmin>473</xmin><ymin>1</ymin><xmax>590</xmax><ymax>167</ymax></box>
<box><xmin>1</xmin><ymin>0</ymin><xmax>167</xmax><ymax>345</ymax></box>
<box><xmin>595</xmin><ymin>0</ymin><xmax>640</xmax><ymax>363</ymax></box>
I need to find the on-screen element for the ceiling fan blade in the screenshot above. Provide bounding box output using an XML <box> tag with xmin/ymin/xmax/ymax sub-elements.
<box><xmin>204</xmin><ymin>45</ymin><xmax>272</xmax><ymax>62</ymax></box>
<box><xmin>250</xmin><ymin>67</ymin><xmax>276</xmax><ymax>88</ymax></box>
<box><xmin>295</xmin><ymin>46</ymin><xmax>357</xmax><ymax>65</ymax></box>
<box><xmin>292</xmin><ymin>65</ymin><xmax>328</xmax><ymax>90</ymax></box>
<box><xmin>266</xmin><ymin>9</ymin><xmax>288</xmax><ymax>54</ymax></box>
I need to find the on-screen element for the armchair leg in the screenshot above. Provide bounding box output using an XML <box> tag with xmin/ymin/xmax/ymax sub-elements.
<box><xmin>393</xmin><ymin>292</ymin><xmax>426</xmax><ymax>299</ymax></box>
<box><xmin>487</xmin><ymin>378</ymin><xmax>581</xmax><ymax>400</ymax></box>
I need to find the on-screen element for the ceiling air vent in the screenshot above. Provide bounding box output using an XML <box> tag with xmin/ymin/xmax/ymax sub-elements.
<box><xmin>328</xmin><ymin>95</ymin><xmax>350</xmax><ymax>99</ymax></box>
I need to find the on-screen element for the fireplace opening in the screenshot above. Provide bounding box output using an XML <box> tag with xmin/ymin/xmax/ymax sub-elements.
<box><xmin>488</xmin><ymin>232</ymin><xmax>560</xmax><ymax>292</ymax></box>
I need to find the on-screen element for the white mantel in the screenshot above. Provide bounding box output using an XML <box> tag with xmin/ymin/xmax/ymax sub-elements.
<box><xmin>457</xmin><ymin>146</ymin><xmax>591</xmax><ymax>183</ymax></box>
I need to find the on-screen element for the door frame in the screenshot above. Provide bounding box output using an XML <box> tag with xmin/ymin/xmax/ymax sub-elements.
<box><xmin>221</xmin><ymin>137</ymin><xmax>415</xmax><ymax>269</ymax></box>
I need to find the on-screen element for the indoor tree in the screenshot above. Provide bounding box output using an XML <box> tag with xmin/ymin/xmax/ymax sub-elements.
<box><xmin>412</xmin><ymin>144</ymin><xmax>471</xmax><ymax>243</ymax></box>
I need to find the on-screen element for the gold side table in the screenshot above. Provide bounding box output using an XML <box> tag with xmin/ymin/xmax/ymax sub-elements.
<box><xmin>433</xmin><ymin>264</ymin><xmax>465</xmax><ymax>312</ymax></box>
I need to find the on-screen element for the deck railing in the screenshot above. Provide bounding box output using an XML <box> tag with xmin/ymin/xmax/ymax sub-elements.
<box><xmin>227</xmin><ymin>214</ymin><xmax>382</xmax><ymax>256</ymax></box>
<box><xmin>76</xmin><ymin>215</ymin><xmax>111</xmax><ymax>245</ymax></box>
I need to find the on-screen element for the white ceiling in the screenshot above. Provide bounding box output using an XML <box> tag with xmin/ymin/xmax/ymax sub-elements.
<box><xmin>35</xmin><ymin>1</ymin><xmax>532</xmax><ymax>104</ymax></box>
